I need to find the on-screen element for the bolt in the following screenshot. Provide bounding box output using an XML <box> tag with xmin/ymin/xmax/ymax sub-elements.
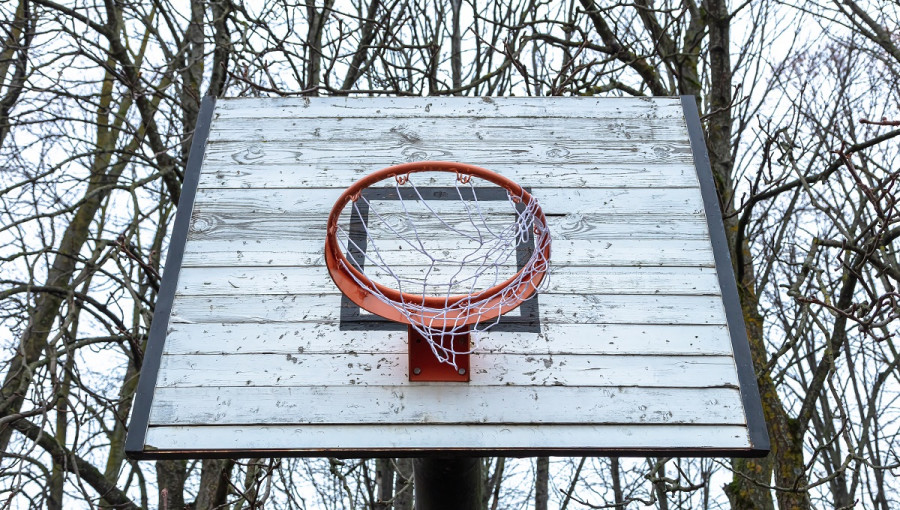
<box><xmin>413</xmin><ymin>367</ymin><xmax>421</xmax><ymax>375</ymax></box>
<box><xmin>458</xmin><ymin>368</ymin><xmax>466</xmax><ymax>375</ymax></box>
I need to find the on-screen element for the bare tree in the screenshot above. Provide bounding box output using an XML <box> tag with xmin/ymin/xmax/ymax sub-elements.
<box><xmin>1</xmin><ymin>0</ymin><xmax>899</xmax><ymax>508</ymax></box>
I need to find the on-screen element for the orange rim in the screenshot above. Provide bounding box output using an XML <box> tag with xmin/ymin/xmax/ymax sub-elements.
<box><xmin>325</xmin><ymin>161</ymin><xmax>551</xmax><ymax>327</ymax></box>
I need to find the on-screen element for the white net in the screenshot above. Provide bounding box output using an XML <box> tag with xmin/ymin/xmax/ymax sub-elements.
<box><xmin>334</xmin><ymin>171</ymin><xmax>551</xmax><ymax>368</ymax></box>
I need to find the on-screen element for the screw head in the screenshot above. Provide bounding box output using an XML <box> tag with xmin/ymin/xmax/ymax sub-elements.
<box><xmin>413</xmin><ymin>367</ymin><xmax>421</xmax><ymax>375</ymax></box>
<box><xmin>458</xmin><ymin>368</ymin><xmax>466</xmax><ymax>375</ymax></box>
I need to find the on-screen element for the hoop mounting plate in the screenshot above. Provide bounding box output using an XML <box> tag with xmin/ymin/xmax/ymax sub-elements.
<box><xmin>408</xmin><ymin>326</ymin><xmax>470</xmax><ymax>382</ymax></box>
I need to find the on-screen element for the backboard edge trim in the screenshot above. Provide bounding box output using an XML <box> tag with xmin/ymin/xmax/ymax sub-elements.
<box><xmin>124</xmin><ymin>96</ymin><xmax>218</xmax><ymax>456</ymax></box>
<box><xmin>126</xmin><ymin>446</ymin><xmax>770</xmax><ymax>460</ymax></box>
<box><xmin>680</xmin><ymin>95</ymin><xmax>770</xmax><ymax>455</ymax></box>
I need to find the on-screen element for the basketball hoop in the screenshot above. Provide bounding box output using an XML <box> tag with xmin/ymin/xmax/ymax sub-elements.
<box><xmin>325</xmin><ymin>161</ymin><xmax>551</xmax><ymax>381</ymax></box>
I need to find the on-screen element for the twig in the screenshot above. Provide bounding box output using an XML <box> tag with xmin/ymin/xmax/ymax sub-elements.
<box><xmin>860</xmin><ymin>117</ymin><xmax>900</xmax><ymax>126</ymax></box>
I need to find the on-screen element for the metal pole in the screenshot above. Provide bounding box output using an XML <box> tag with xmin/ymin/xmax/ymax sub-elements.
<box><xmin>413</xmin><ymin>457</ymin><xmax>483</xmax><ymax>510</ymax></box>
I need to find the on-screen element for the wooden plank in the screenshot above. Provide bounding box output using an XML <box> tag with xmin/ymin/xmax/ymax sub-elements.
<box><xmin>198</xmin><ymin>162</ymin><xmax>701</xmax><ymax>189</ymax></box>
<box><xmin>185</xmin><ymin>211</ymin><xmax>712</xmax><ymax>243</ymax></box>
<box><xmin>162</xmin><ymin>323</ymin><xmax>736</xmax><ymax>356</ymax></box>
<box><xmin>190</xmin><ymin>187</ymin><xmax>706</xmax><ymax>217</ymax></box>
<box><xmin>208</xmin><ymin>116</ymin><xmax>690</xmax><ymax>143</ymax></box>
<box><xmin>203</xmin><ymin>139</ymin><xmax>694</xmax><ymax>167</ymax></box>
<box><xmin>175</xmin><ymin>266</ymin><xmax>722</xmax><ymax>296</ymax></box>
<box><xmin>147</xmin><ymin>385</ymin><xmax>745</xmax><ymax>426</ymax></box>
<box><xmin>169</xmin><ymin>294</ymin><xmax>728</xmax><ymax>325</ymax></box>
<box><xmin>213</xmin><ymin>96</ymin><xmax>685</xmax><ymax>119</ymax></box>
<box><xmin>156</xmin><ymin>353</ymin><xmax>739</xmax><ymax>388</ymax></box>
<box><xmin>180</xmin><ymin>238</ymin><xmax>714</xmax><ymax>267</ymax></box>
<box><xmin>145</xmin><ymin>423</ymin><xmax>751</xmax><ymax>451</ymax></box>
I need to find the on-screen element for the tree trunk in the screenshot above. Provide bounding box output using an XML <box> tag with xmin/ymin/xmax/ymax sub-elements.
<box><xmin>0</xmin><ymin>0</ymin><xmax>32</xmax><ymax>149</ymax></box>
<box><xmin>652</xmin><ymin>458</ymin><xmax>669</xmax><ymax>510</ymax></box>
<box><xmin>449</xmin><ymin>0</ymin><xmax>463</xmax><ymax>92</ymax></box>
<box><xmin>0</xmin><ymin>70</ymin><xmax>131</xmax><ymax>452</ymax></box>
<box><xmin>393</xmin><ymin>458</ymin><xmax>414</xmax><ymax>510</ymax></box>
<box><xmin>305</xmin><ymin>0</ymin><xmax>336</xmax><ymax>95</ymax></box>
<box><xmin>194</xmin><ymin>459</ymin><xmax>235</xmax><ymax>509</ymax></box>
<box><xmin>233</xmin><ymin>458</ymin><xmax>263</xmax><ymax>510</ymax></box>
<box><xmin>156</xmin><ymin>460</ymin><xmax>187</xmax><ymax>510</ymax></box>
<box><xmin>374</xmin><ymin>458</ymin><xmax>394</xmax><ymax>510</ymax></box>
<box><xmin>610</xmin><ymin>457</ymin><xmax>624</xmax><ymax>509</ymax></box>
<box><xmin>483</xmin><ymin>457</ymin><xmax>505</xmax><ymax>510</ymax></box>
<box><xmin>180</xmin><ymin>0</ymin><xmax>205</xmax><ymax>164</ymax></box>
<box><xmin>702</xmin><ymin>0</ymin><xmax>809</xmax><ymax>508</ymax></box>
<box><xmin>340</xmin><ymin>0</ymin><xmax>384</xmax><ymax>92</ymax></box>
<box><xmin>208</xmin><ymin>0</ymin><xmax>233</xmax><ymax>98</ymax></box>
<box><xmin>101</xmin><ymin>362</ymin><xmax>139</xmax><ymax>508</ymax></box>
<box><xmin>48</xmin><ymin>357</ymin><xmax>73</xmax><ymax>510</ymax></box>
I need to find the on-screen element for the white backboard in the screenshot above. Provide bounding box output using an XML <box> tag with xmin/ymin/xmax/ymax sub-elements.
<box><xmin>126</xmin><ymin>97</ymin><xmax>768</xmax><ymax>458</ymax></box>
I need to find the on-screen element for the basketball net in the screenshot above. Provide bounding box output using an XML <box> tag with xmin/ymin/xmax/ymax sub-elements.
<box><xmin>334</xmin><ymin>172</ymin><xmax>551</xmax><ymax>368</ymax></box>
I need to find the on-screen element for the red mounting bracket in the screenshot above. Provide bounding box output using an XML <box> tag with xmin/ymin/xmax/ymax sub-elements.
<box><xmin>408</xmin><ymin>325</ymin><xmax>470</xmax><ymax>382</ymax></box>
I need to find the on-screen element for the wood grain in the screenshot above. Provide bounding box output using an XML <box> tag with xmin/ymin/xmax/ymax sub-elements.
<box><xmin>175</xmin><ymin>265</ymin><xmax>722</xmax><ymax>296</ymax></box>
<box><xmin>203</xmin><ymin>139</ymin><xmax>694</xmax><ymax>168</ymax></box>
<box><xmin>169</xmin><ymin>294</ymin><xmax>728</xmax><ymax>325</ymax></box>
<box><xmin>213</xmin><ymin>96</ymin><xmax>685</xmax><ymax>119</ymax></box>
<box><xmin>156</xmin><ymin>352</ymin><xmax>739</xmax><ymax>388</ymax></box>
<box><xmin>191</xmin><ymin>187</ymin><xmax>705</xmax><ymax>216</ymax></box>
<box><xmin>161</xmin><ymin>323</ymin><xmax>736</xmax><ymax>356</ymax></box>
<box><xmin>198</xmin><ymin>162</ymin><xmax>701</xmax><ymax>189</ymax></box>
<box><xmin>145</xmin><ymin>423</ymin><xmax>751</xmax><ymax>451</ymax></box>
<box><xmin>209</xmin><ymin>116</ymin><xmax>691</xmax><ymax>144</ymax></box>
<box><xmin>148</xmin><ymin>385</ymin><xmax>745</xmax><ymax>426</ymax></box>
<box><xmin>184</xmin><ymin>212</ymin><xmax>713</xmax><ymax>246</ymax></box>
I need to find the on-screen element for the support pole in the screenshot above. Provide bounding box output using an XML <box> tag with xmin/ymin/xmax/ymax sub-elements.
<box><xmin>413</xmin><ymin>457</ymin><xmax>483</xmax><ymax>510</ymax></box>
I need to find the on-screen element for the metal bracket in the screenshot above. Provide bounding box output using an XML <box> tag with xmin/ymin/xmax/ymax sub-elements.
<box><xmin>408</xmin><ymin>325</ymin><xmax>470</xmax><ymax>382</ymax></box>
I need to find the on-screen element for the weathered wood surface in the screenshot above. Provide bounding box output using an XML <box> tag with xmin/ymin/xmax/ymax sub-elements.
<box><xmin>193</xmin><ymin>187</ymin><xmax>704</xmax><ymax>215</ymax></box>
<box><xmin>161</xmin><ymin>323</ymin><xmax>735</xmax><ymax>356</ymax></box>
<box><xmin>157</xmin><ymin>353</ymin><xmax>739</xmax><ymax>388</ymax></box>
<box><xmin>209</xmin><ymin>116</ymin><xmax>691</xmax><ymax>143</ymax></box>
<box><xmin>169</xmin><ymin>294</ymin><xmax>728</xmax><ymax>325</ymax></box>
<box><xmin>199</xmin><ymin>162</ymin><xmax>701</xmax><ymax>189</ymax></box>
<box><xmin>213</xmin><ymin>96</ymin><xmax>686</xmax><ymax>119</ymax></box>
<box><xmin>141</xmin><ymin>97</ymin><xmax>755</xmax><ymax>453</ymax></box>
<box><xmin>205</xmin><ymin>140</ymin><xmax>693</xmax><ymax>168</ymax></box>
<box><xmin>148</xmin><ymin>385</ymin><xmax>744</xmax><ymax>426</ymax></box>
<box><xmin>175</xmin><ymin>265</ymin><xmax>722</xmax><ymax>296</ymax></box>
<box><xmin>185</xmin><ymin>214</ymin><xmax>712</xmax><ymax>246</ymax></box>
<box><xmin>182</xmin><ymin>239</ymin><xmax>714</xmax><ymax>269</ymax></box>
<box><xmin>145</xmin><ymin>424</ymin><xmax>751</xmax><ymax>451</ymax></box>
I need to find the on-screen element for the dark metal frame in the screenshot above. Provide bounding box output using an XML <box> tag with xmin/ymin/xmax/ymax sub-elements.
<box><xmin>125</xmin><ymin>96</ymin><xmax>217</xmax><ymax>458</ymax></box>
<box><xmin>126</xmin><ymin>96</ymin><xmax>770</xmax><ymax>459</ymax></box>
<box><xmin>681</xmin><ymin>95</ymin><xmax>770</xmax><ymax>456</ymax></box>
<box><xmin>339</xmin><ymin>186</ymin><xmax>541</xmax><ymax>332</ymax></box>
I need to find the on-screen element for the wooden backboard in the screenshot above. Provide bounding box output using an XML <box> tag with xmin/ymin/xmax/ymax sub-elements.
<box><xmin>125</xmin><ymin>96</ymin><xmax>768</xmax><ymax>458</ymax></box>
